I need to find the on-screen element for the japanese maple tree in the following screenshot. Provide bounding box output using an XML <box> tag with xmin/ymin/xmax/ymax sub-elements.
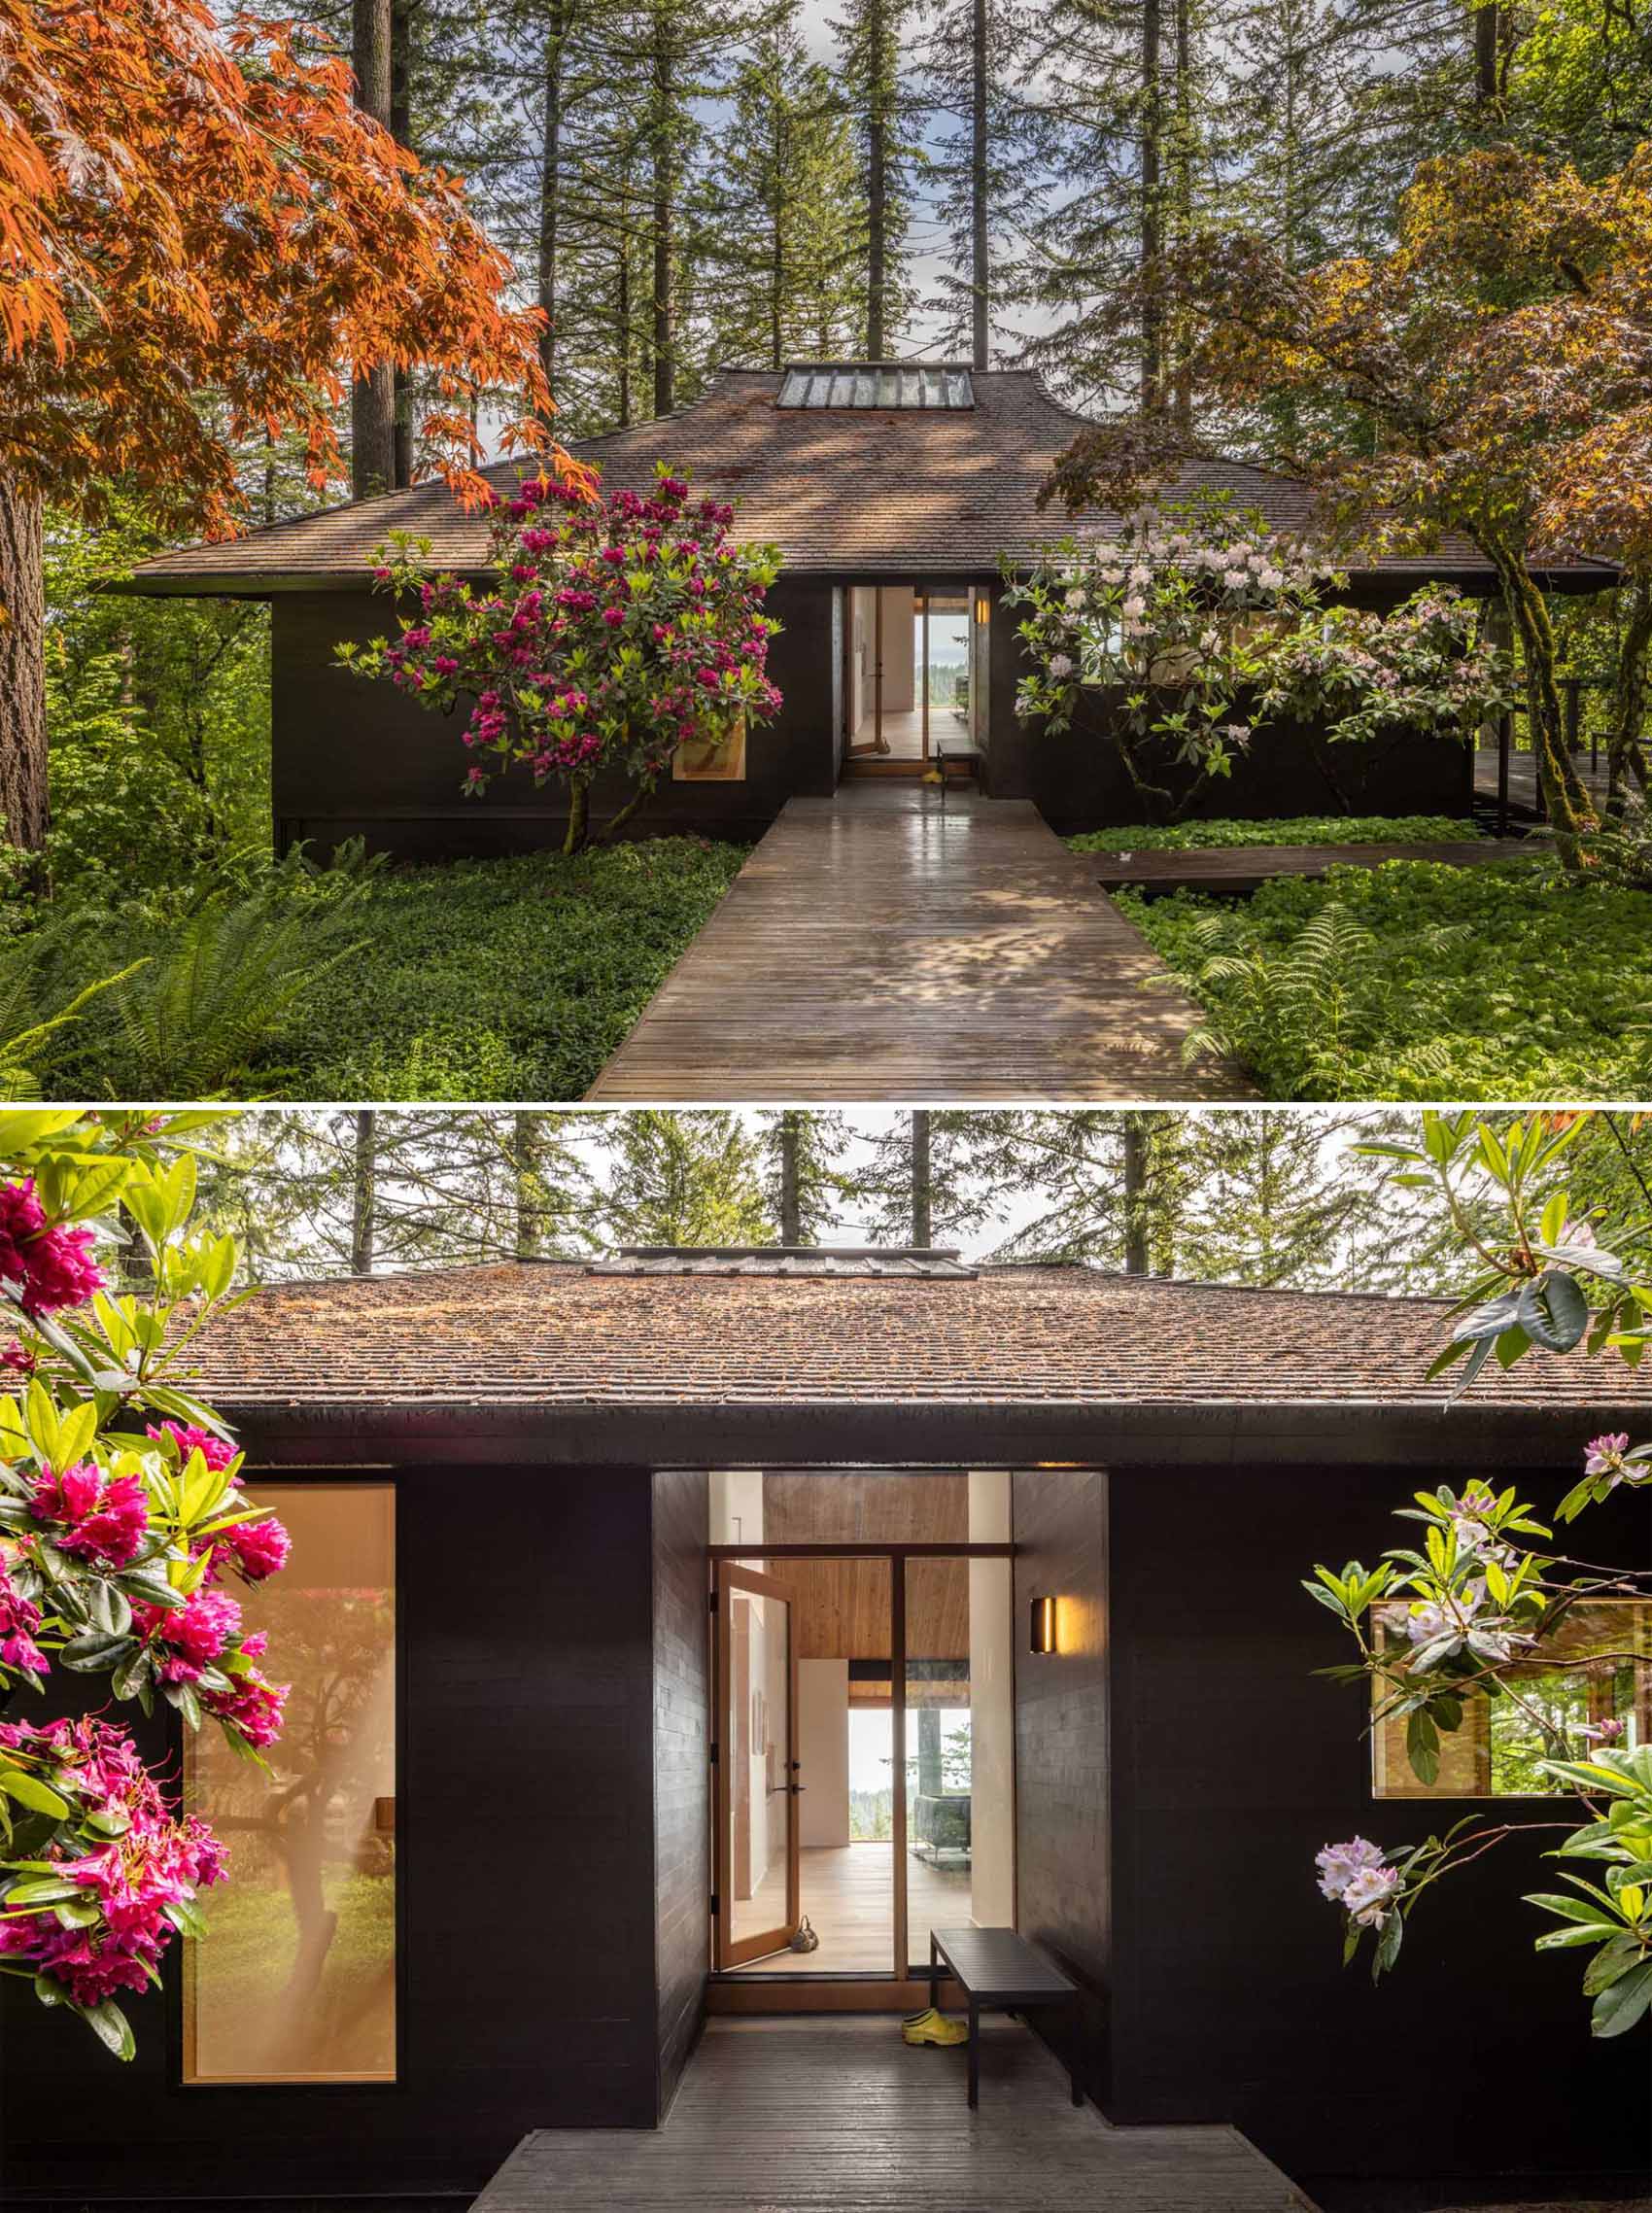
<box><xmin>1044</xmin><ymin>148</ymin><xmax>1652</xmax><ymax>862</ymax></box>
<box><xmin>0</xmin><ymin>0</ymin><xmax>564</xmax><ymax>857</ymax></box>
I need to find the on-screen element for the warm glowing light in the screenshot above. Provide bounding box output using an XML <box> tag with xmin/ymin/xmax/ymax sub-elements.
<box><xmin>1029</xmin><ymin>1594</ymin><xmax>1057</xmax><ymax>1654</ymax></box>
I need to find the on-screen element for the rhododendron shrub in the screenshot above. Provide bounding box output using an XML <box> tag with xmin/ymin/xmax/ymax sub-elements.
<box><xmin>340</xmin><ymin>464</ymin><xmax>784</xmax><ymax>854</ymax></box>
<box><xmin>0</xmin><ymin>1111</ymin><xmax>284</xmax><ymax>2059</ymax></box>
<box><xmin>0</xmin><ymin>1717</ymin><xmax>225</xmax><ymax>2058</ymax></box>
<box><xmin>1002</xmin><ymin>491</ymin><xmax>1513</xmax><ymax>822</ymax></box>
<box><xmin>1304</xmin><ymin>1112</ymin><xmax>1652</xmax><ymax>2036</ymax></box>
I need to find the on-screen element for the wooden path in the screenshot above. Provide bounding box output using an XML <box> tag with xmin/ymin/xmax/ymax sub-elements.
<box><xmin>1092</xmin><ymin>836</ymin><xmax>1544</xmax><ymax>894</ymax></box>
<box><xmin>1474</xmin><ymin>743</ymin><xmax>1613</xmax><ymax>818</ymax></box>
<box><xmin>588</xmin><ymin>784</ymin><xmax>1245</xmax><ymax>1101</ymax></box>
<box><xmin>474</xmin><ymin>2016</ymin><xmax>1314</xmax><ymax>2213</ymax></box>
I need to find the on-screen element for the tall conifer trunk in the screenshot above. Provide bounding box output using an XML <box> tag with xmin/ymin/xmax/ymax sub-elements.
<box><xmin>970</xmin><ymin>0</ymin><xmax>989</xmax><ymax>368</ymax></box>
<box><xmin>651</xmin><ymin>9</ymin><xmax>675</xmax><ymax>417</ymax></box>
<box><xmin>352</xmin><ymin>0</ymin><xmax>397</xmax><ymax>497</ymax></box>
<box><xmin>537</xmin><ymin>0</ymin><xmax>568</xmax><ymax>406</ymax></box>
<box><xmin>0</xmin><ymin>482</ymin><xmax>49</xmax><ymax>857</ymax></box>
<box><xmin>1139</xmin><ymin>0</ymin><xmax>1163</xmax><ymax>410</ymax></box>
<box><xmin>391</xmin><ymin>0</ymin><xmax>416</xmax><ymax>486</ymax></box>
<box><xmin>867</xmin><ymin>0</ymin><xmax>888</xmax><ymax>356</ymax></box>
<box><xmin>911</xmin><ymin>1110</ymin><xmax>932</xmax><ymax>1246</ymax></box>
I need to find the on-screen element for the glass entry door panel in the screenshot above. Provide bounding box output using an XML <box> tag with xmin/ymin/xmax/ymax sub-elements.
<box><xmin>715</xmin><ymin>1563</ymin><xmax>800</xmax><ymax>1967</ymax></box>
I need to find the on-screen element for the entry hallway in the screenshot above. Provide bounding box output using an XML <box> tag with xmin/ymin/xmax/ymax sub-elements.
<box><xmin>588</xmin><ymin>783</ymin><xmax>1243</xmax><ymax>1100</ymax></box>
<box><xmin>474</xmin><ymin>2016</ymin><xmax>1315</xmax><ymax>2213</ymax></box>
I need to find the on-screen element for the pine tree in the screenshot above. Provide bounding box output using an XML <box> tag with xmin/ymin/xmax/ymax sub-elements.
<box><xmin>599</xmin><ymin>1111</ymin><xmax>774</xmax><ymax>1244</ymax></box>
<box><xmin>706</xmin><ymin>11</ymin><xmax>865</xmax><ymax>366</ymax></box>
<box><xmin>831</xmin><ymin>0</ymin><xmax>918</xmax><ymax>356</ymax></box>
<box><xmin>912</xmin><ymin>0</ymin><xmax>1038</xmax><ymax>365</ymax></box>
<box><xmin>757</xmin><ymin>1110</ymin><xmax>858</xmax><ymax>1243</ymax></box>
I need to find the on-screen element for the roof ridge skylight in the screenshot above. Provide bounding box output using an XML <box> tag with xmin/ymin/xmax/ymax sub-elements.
<box><xmin>775</xmin><ymin>364</ymin><xmax>974</xmax><ymax>410</ymax></box>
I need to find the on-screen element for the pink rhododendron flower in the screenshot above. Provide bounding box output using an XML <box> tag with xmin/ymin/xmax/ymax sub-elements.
<box><xmin>147</xmin><ymin>1421</ymin><xmax>238</xmax><ymax>1476</ymax></box>
<box><xmin>1585</xmin><ymin>1433</ymin><xmax>1631</xmax><ymax>1478</ymax></box>
<box><xmin>32</xmin><ymin>1462</ymin><xmax>150</xmax><ymax>1569</ymax></box>
<box><xmin>0</xmin><ymin>1716</ymin><xmax>225</xmax><ymax>2008</ymax></box>
<box><xmin>1316</xmin><ymin>1836</ymin><xmax>1388</xmax><ymax>1902</ymax></box>
<box><xmin>0</xmin><ymin>1180</ymin><xmax>104</xmax><ymax>1317</ymax></box>
<box><xmin>137</xmin><ymin>1588</ymin><xmax>242</xmax><ymax>1680</ymax></box>
<box><xmin>201</xmin><ymin>1669</ymin><xmax>288</xmax><ymax>1748</ymax></box>
<box><xmin>218</xmin><ymin>1514</ymin><xmax>291</xmax><ymax>1583</ymax></box>
<box><xmin>0</xmin><ymin>1336</ymin><xmax>34</xmax><ymax>1374</ymax></box>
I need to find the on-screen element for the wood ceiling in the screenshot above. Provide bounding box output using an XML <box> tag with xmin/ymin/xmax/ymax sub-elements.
<box><xmin>758</xmin><ymin>1475</ymin><xmax>973</xmax><ymax>1669</ymax></box>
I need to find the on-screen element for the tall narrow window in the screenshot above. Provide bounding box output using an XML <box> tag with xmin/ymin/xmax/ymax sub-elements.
<box><xmin>184</xmin><ymin>1482</ymin><xmax>396</xmax><ymax>2084</ymax></box>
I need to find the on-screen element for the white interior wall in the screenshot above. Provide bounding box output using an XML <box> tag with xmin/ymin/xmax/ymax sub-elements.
<box><xmin>798</xmin><ymin>1658</ymin><xmax>850</xmax><ymax>1848</ymax></box>
<box><xmin>969</xmin><ymin>1470</ymin><xmax>1016</xmax><ymax>1926</ymax></box>
<box><xmin>879</xmin><ymin>588</ymin><xmax>915</xmax><ymax>711</ymax></box>
<box><xmin>710</xmin><ymin>1470</ymin><xmax>764</xmax><ymax>1553</ymax></box>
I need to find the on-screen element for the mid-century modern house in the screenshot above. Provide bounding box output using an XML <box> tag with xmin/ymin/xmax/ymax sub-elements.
<box><xmin>124</xmin><ymin>364</ymin><xmax>1617</xmax><ymax>852</ymax></box>
<box><xmin>4</xmin><ymin>1253</ymin><xmax>1648</xmax><ymax>2208</ymax></box>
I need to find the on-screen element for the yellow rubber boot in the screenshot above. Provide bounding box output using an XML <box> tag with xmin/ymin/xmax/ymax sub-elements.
<box><xmin>902</xmin><ymin>2008</ymin><xmax>968</xmax><ymax>2047</ymax></box>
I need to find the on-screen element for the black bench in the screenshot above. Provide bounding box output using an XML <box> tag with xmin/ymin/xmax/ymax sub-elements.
<box><xmin>933</xmin><ymin>740</ymin><xmax>982</xmax><ymax>808</ymax></box>
<box><xmin>926</xmin><ymin>1925</ymin><xmax>1083</xmax><ymax>2109</ymax></box>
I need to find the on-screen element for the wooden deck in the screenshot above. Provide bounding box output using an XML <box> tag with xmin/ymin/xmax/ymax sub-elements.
<box><xmin>588</xmin><ymin>783</ymin><xmax>1245</xmax><ymax>1101</ymax></box>
<box><xmin>1093</xmin><ymin>835</ymin><xmax>1544</xmax><ymax>894</ymax></box>
<box><xmin>473</xmin><ymin>2016</ymin><xmax>1314</xmax><ymax>2212</ymax></box>
<box><xmin>1474</xmin><ymin>742</ymin><xmax>1614</xmax><ymax>817</ymax></box>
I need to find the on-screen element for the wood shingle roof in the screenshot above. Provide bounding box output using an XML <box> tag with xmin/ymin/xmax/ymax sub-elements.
<box><xmin>188</xmin><ymin>1259</ymin><xmax>1652</xmax><ymax>1413</ymax></box>
<box><xmin>125</xmin><ymin>366</ymin><xmax>1614</xmax><ymax>595</ymax></box>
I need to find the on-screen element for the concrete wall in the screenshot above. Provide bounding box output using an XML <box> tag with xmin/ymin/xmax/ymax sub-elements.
<box><xmin>968</xmin><ymin>1471</ymin><xmax>1015</xmax><ymax>1925</ymax></box>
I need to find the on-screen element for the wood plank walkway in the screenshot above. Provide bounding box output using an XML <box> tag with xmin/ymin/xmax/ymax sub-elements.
<box><xmin>473</xmin><ymin>2016</ymin><xmax>1315</xmax><ymax>2213</ymax></box>
<box><xmin>588</xmin><ymin>784</ymin><xmax>1245</xmax><ymax>1101</ymax></box>
<box><xmin>1092</xmin><ymin>836</ymin><xmax>1544</xmax><ymax>894</ymax></box>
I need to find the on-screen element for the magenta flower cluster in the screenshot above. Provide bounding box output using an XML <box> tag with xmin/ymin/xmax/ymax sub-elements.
<box><xmin>0</xmin><ymin>1180</ymin><xmax>104</xmax><ymax>1318</ymax></box>
<box><xmin>0</xmin><ymin>1716</ymin><xmax>227</xmax><ymax>2009</ymax></box>
<box><xmin>351</xmin><ymin>465</ymin><xmax>783</xmax><ymax>806</ymax></box>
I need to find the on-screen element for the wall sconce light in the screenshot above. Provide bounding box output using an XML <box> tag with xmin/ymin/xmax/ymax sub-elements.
<box><xmin>1029</xmin><ymin>1595</ymin><xmax>1057</xmax><ymax>1654</ymax></box>
<box><xmin>974</xmin><ymin>593</ymin><xmax>991</xmax><ymax>627</ymax></box>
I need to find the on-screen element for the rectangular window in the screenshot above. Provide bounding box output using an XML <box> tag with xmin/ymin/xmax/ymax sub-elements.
<box><xmin>1371</xmin><ymin>1598</ymin><xmax>1650</xmax><ymax>1798</ymax></box>
<box><xmin>184</xmin><ymin>1481</ymin><xmax>396</xmax><ymax>2084</ymax></box>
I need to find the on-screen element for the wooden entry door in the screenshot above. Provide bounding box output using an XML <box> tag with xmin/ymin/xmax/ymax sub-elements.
<box><xmin>714</xmin><ymin>1563</ymin><xmax>801</xmax><ymax>1968</ymax></box>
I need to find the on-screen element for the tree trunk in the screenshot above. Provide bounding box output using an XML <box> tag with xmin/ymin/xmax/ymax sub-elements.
<box><xmin>391</xmin><ymin>0</ymin><xmax>416</xmax><ymax>486</ymax></box>
<box><xmin>1608</xmin><ymin>573</ymin><xmax>1652</xmax><ymax>810</ymax></box>
<box><xmin>970</xmin><ymin>0</ymin><xmax>989</xmax><ymax>370</ymax></box>
<box><xmin>352</xmin><ymin>0</ymin><xmax>397</xmax><ymax>499</ymax></box>
<box><xmin>911</xmin><ymin>1110</ymin><xmax>931</xmax><ymax>1247</ymax></box>
<box><xmin>1474</xmin><ymin>2</ymin><xmax>1499</xmax><ymax>99</ymax></box>
<box><xmin>351</xmin><ymin>1110</ymin><xmax>377</xmax><ymax>1276</ymax></box>
<box><xmin>1139</xmin><ymin>0</ymin><xmax>1163</xmax><ymax>411</ymax></box>
<box><xmin>617</xmin><ymin>168</ymin><xmax>635</xmax><ymax>429</ymax></box>
<box><xmin>651</xmin><ymin>11</ymin><xmax>674</xmax><ymax>418</ymax></box>
<box><xmin>1488</xmin><ymin>540</ymin><xmax>1595</xmax><ymax>861</ymax></box>
<box><xmin>1122</xmin><ymin>1117</ymin><xmax>1149</xmax><ymax>1275</ymax></box>
<box><xmin>0</xmin><ymin>480</ymin><xmax>50</xmax><ymax>858</ymax></box>
<box><xmin>779</xmin><ymin>1110</ymin><xmax>802</xmax><ymax>1244</ymax></box>
<box><xmin>512</xmin><ymin>1111</ymin><xmax>546</xmax><ymax>1259</ymax></box>
<box><xmin>536</xmin><ymin>0</ymin><xmax>568</xmax><ymax>409</ymax></box>
<box><xmin>867</xmin><ymin>0</ymin><xmax>888</xmax><ymax>358</ymax></box>
<box><xmin>1170</xmin><ymin>0</ymin><xmax>1193</xmax><ymax>423</ymax></box>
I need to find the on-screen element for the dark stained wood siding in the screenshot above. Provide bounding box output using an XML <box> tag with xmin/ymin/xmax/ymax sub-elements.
<box><xmin>1012</xmin><ymin>1467</ymin><xmax>1112</xmax><ymax>2107</ymax></box>
<box><xmin>1104</xmin><ymin>1464</ymin><xmax>1652</xmax><ymax>2196</ymax></box>
<box><xmin>651</xmin><ymin>1470</ymin><xmax>709</xmax><ymax>2113</ymax></box>
<box><xmin>272</xmin><ymin>579</ymin><xmax>841</xmax><ymax>859</ymax></box>
<box><xmin>0</xmin><ymin>1466</ymin><xmax>666</xmax><ymax>2202</ymax></box>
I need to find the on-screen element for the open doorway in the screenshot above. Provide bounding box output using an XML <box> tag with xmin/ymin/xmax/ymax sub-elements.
<box><xmin>709</xmin><ymin>1472</ymin><xmax>1015</xmax><ymax>1988</ymax></box>
<box><xmin>843</xmin><ymin>587</ymin><xmax>986</xmax><ymax>773</ymax></box>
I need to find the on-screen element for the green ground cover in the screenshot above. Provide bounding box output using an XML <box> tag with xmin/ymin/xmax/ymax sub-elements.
<box><xmin>259</xmin><ymin>839</ymin><xmax>748</xmax><ymax>1100</ymax></box>
<box><xmin>1119</xmin><ymin>858</ymin><xmax>1652</xmax><ymax>1100</ymax></box>
<box><xmin>23</xmin><ymin>835</ymin><xmax>746</xmax><ymax>1102</ymax></box>
<box><xmin>1069</xmin><ymin>813</ymin><xmax>1487</xmax><ymax>854</ymax></box>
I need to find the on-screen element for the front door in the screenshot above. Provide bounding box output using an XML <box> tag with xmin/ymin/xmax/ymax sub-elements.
<box><xmin>714</xmin><ymin>1563</ymin><xmax>801</xmax><ymax>1968</ymax></box>
<box><xmin>843</xmin><ymin>585</ymin><xmax>984</xmax><ymax>774</ymax></box>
